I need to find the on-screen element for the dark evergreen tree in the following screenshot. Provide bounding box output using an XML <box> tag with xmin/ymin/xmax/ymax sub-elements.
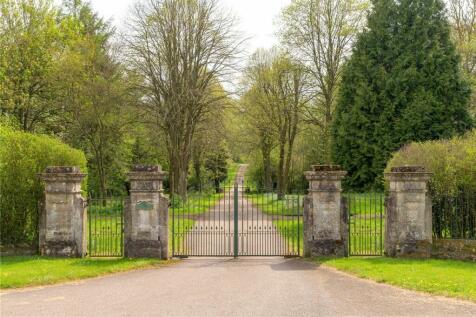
<box><xmin>332</xmin><ymin>0</ymin><xmax>473</xmax><ymax>190</ymax></box>
<box><xmin>204</xmin><ymin>142</ymin><xmax>229</xmax><ymax>193</ymax></box>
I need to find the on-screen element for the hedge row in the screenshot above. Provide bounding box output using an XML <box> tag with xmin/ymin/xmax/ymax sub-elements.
<box><xmin>0</xmin><ymin>125</ymin><xmax>87</xmax><ymax>245</ymax></box>
<box><xmin>386</xmin><ymin>129</ymin><xmax>476</xmax><ymax>198</ymax></box>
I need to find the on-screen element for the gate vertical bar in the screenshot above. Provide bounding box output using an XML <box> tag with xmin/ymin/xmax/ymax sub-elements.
<box><xmin>234</xmin><ymin>183</ymin><xmax>239</xmax><ymax>258</ymax></box>
<box><xmin>120</xmin><ymin>198</ymin><xmax>124</xmax><ymax>256</ymax></box>
<box><xmin>88</xmin><ymin>202</ymin><xmax>92</xmax><ymax>256</ymax></box>
<box><xmin>297</xmin><ymin>195</ymin><xmax>304</xmax><ymax>256</ymax></box>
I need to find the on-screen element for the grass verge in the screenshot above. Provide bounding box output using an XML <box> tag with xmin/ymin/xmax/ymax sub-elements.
<box><xmin>274</xmin><ymin>219</ymin><xmax>303</xmax><ymax>255</ymax></box>
<box><xmin>315</xmin><ymin>257</ymin><xmax>476</xmax><ymax>302</ymax></box>
<box><xmin>0</xmin><ymin>256</ymin><xmax>173</xmax><ymax>289</ymax></box>
<box><xmin>246</xmin><ymin>193</ymin><xmax>302</xmax><ymax>215</ymax></box>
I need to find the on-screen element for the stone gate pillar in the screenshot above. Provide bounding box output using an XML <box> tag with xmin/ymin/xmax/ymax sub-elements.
<box><xmin>304</xmin><ymin>165</ymin><xmax>348</xmax><ymax>257</ymax></box>
<box><xmin>385</xmin><ymin>166</ymin><xmax>433</xmax><ymax>258</ymax></box>
<box><xmin>125</xmin><ymin>165</ymin><xmax>168</xmax><ymax>259</ymax></box>
<box><xmin>39</xmin><ymin>166</ymin><xmax>87</xmax><ymax>257</ymax></box>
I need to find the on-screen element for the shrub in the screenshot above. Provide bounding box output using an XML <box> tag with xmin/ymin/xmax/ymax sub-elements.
<box><xmin>0</xmin><ymin>125</ymin><xmax>87</xmax><ymax>246</ymax></box>
<box><xmin>386</xmin><ymin>129</ymin><xmax>476</xmax><ymax>197</ymax></box>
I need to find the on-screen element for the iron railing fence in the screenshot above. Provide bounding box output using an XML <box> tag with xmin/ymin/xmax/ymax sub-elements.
<box><xmin>87</xmin><ymin>193</ymin><xmax>125</xmax><ymax>257</ymax></box>
<box><xmin>432</xmin><ymin>188</ymin><xmax>476</xmax><ymax>240</ymax></box>
<box><xmin>344</xmin><ymin>192</ymin><xmax>385</xmax><ymax>256</ymax></box>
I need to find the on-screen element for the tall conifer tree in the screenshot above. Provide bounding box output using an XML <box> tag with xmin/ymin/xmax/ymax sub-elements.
<box><xmin>332</xmin><ymin>0</ymin><xmax>473</xmax><ymax>189</ymax></box>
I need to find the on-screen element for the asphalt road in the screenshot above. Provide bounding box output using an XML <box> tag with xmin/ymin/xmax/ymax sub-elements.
<box><xmin>2</xmin><ymin>257</ymin><xmax>476</xmax><ymax>317</ymax></box>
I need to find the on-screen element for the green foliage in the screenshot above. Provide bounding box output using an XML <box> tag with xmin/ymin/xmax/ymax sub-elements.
<box><xmin>386</xmin><ymin>129</ymin><xmax>476</xmax><ymax>197</ymax></box>
<box><xmin>332</xmin><ymin>0</ymin><xmax>473</xmax><ymax>190</ymax></box>
<box><xmin>204</xmin><ymin>142</ymin><xmax>229</xmax><ymax>191</ymax></box>
<box><xmin>0</xmin><ymin>125</ymin><xmax>87</xmax><ymax>245</ymax></box>
<box><xmin>387</xmin><ymin>131</ymin><xmax>476</xmax><ymax>240</ymax></box>
<box><xmin>0</xmin><ymin>0</ymin><xmax>61</xmax><ymax>132</ymax></box>
<box><xmin>316</xmin><ymin>257</ymin><xmax>476</xmax><ymax>302</ymax></box>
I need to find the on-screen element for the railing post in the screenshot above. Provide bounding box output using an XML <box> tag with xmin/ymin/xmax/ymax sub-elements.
<box><xmin>385</xmin><ymin>166</ymin><xmax>433</xmax><ymax>258</ymax></box>
<box><xmin>39</xmin><ymin>166</ymin><xmax>87</xmax><ymax>257</ymax></box>
<box><xmin>124</xmin><ymin>165</ymin><xmax>168</xmax><ymax>259</ymax></box>
<box><xmin>303</xmin><ymin>165</ymin><xmax>348</xmax><ymax>257</ymax></box>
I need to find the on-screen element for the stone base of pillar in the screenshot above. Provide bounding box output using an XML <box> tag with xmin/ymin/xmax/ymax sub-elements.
<box><xmin>385</xmin><ymin>240</ymin><xmax>432</xmax><ymax>258</ymax></box>
<box><xmin>42</xmin><ymin>241</ymin><xmax>83</xmax><ymax>257</ymax></box>
<box><xmin>124</xmin><ymin>240</ymin><xmax>166</xmax><ymax>258</ymax></box>
<box><xmin>305</xmin><ymin>240</ymin><xmax>347</xmax><ymax>257</ymax></box>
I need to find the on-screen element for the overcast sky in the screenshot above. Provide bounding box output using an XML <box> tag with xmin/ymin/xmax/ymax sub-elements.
<box><xmin>75</xmin><ymin>0</ymin><xmax>292</xmax><ymax>56</ymax></box>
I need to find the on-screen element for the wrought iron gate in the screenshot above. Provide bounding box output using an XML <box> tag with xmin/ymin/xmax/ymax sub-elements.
<box><xmin>345</xmin><ymin>192</ymin><xmax>385</xmax><ymax>256</ymax></box>
<box><xmin>171</xmin><ymin>184</ymin><xmax>303</xmax><ymax>257</ymax></box>
<box><xmin>87</xmin><ymin>195</ymin><xmax>124</xmax><ymax>257</ymax></box>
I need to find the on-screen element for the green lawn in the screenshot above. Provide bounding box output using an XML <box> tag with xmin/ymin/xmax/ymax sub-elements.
<box><xmin>246</xmin><ymin>193</ymin><xmax>303</xmax><ymax>216</ymax></box>
<box><xmin>88</xmin><ymin>215</ymin><xmax>123</xmax><ymax>257</ymax></box>
<box><xmin>170</xmin><ymin>191</ymin><xmax>224</xmax><ymax>215</ymax></box>
<box><xmin>274</xmin><ymin>219</ymin><xmax>303</xmax><ymax>255</ymax></box>
<box><xmin>170</xmin><ymin>218</ymin><xmax>195</xmax><ymax>255</ymax></box>
<box><xmin>315</xmin><ymin>257</ymin><xmax>476</xmax><ymax>302</ymax></box>
<box><xmin>0</xmin><ymin>256</ymin><xmax>172</xmax><ymax>289</ymax></box>
<box><xmin>349</xmin><ymin>217</ymin><xmax>385</xmax><ymax>255</ymax></box>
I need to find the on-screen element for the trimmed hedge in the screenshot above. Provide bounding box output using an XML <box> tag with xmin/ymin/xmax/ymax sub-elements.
<box><xmin>0</xmin><ymin>125</ymin><xmax>87</xmax><ymax>245</ymax></box>
<box><xmin>386</xmin><ymin>129</ymin><xmax>476</xmax><ymax>197</ymax></box>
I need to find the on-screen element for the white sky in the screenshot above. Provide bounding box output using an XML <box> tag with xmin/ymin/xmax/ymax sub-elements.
<box><xmin>77</xmin><ymin>0</ymin><xmax>292</xmax><ymax>56</ymax></box>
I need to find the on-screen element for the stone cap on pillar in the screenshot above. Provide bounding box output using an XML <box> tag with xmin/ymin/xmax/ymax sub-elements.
<box><xmin>304</xmin><ymin>165</ymin><xmax>347</xmax><ymax>192</ymax></box>
<box><xmin>385</xmin><ymin>166</ymin><xmax>432</xmax><ymax>182</ymax></box>
<box><xmin>39</xmin><ymin>166</ymin><xmax>86</xmax><ymax>194</ymax></box>
<box><xmin>39</xmin><ymin>166</ymin><xmax>86</xmax><ymax>182</ymax></box>
<box><xmin>304</xmin><ymin>165</ymin><xmax>347</xmax><ymax>181</ymax></box>
<box><xmin>128</xmin><ymin>165</ymin><xmax>167</xmax><ymax>192</ymax></box>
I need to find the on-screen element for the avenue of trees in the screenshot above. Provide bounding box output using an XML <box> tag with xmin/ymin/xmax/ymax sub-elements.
<box><xmin>1</xmin><ymin>0</ymin><xmax>475</xmax><ymax>206</ymax></box>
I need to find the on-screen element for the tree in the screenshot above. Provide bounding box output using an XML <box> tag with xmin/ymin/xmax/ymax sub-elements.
<box><xmin>447</xmin><ymin>0</ymin><xmax>476</xmax><ymax>116</ymax></box>
<box><xmin>0</xmin><ymin>0</ymin><xmax>61</xmax><ymax>132</ymax></box>
<box><xmin>125</xmin><ymin>0</ymin><xmax>241</xmax><ymax>198</ymax></box>
<box><xmin>332</xmin><ymin>0</ymin><xmax>473</xmax><ymax>190</ymax></box>
<box><xmin>191</xmin><ymin>92</ymin><xmax>228</xmax><ymax>190</ymax></box>
<box><xmin>57</xmin><ymin>0</ymin><xmax>137</xmax><ymax>197</ymax></box>
<box><xmin>204</xmin><ymin>141</ymin><xmax>229</xmax><ymax>193</ymax></box>
<box><xmin>280</xmin><ymin>0</ymin><xmax>368</xmax><ymax>162</ymax></box>
<box><xmin>243</xmin><ymin>50</ymin><xmax>308</xmax><ymax>197</ymax></box>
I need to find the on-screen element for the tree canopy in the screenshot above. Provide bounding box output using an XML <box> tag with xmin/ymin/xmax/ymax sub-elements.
<box><xmin>332</xmin><ymin>0</ymin><xmax>473</xmax><ymax>190</ymax></box>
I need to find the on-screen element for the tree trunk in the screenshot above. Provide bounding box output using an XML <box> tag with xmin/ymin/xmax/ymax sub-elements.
<box><xmin>277</xmin><ymin>129</ymin><xmax>287</xmax><ymax>200</ymax></box>
<box><xmin>262</xmin><ymin>149</ymin><xmax>273</xmax><ymax>192</ymax></box>
<box><xmin>192</xmin><ymin>147</ymin><xmax>202</xmax><ymax>190</ymax></box>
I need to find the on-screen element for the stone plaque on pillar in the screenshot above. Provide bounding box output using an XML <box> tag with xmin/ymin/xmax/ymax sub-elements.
<box><xmin>125</xmin><ymin>165</ymin><xmax>168</xmax><ymax>259</ymax></box>
<box><xmin>385</xmin><ymin>166</ymin><xmax>433</xmax><ymax>258</ymax></box>
<box><xmin>39</xmin><ymin>166</ymin><xmax>87</xmax><ymax>257</ymax></box>
<box><xmin>304</xmin><ymin>165</ymin><xmax>348</xmax><ymax>257</ymax></box>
